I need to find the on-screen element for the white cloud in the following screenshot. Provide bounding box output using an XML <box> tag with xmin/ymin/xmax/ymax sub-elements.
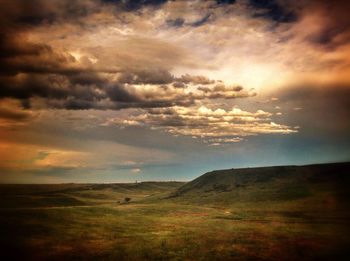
<box><xmin>103</xmin><ymin>105</ymin><xmax>297</xmax><ymax>144</ymax></box>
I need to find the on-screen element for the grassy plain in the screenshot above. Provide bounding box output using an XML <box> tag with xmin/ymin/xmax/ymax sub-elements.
<box><xmin>1</xmin><ymin>163</ymin><xmax>349</xmax><ymax>260</ymax></box>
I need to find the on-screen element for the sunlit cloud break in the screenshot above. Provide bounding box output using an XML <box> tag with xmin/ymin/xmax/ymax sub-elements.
<box><xmin>0</xmin><ymin>0</ymin><xmax>349</xmax><ymax>182</ymax></box>
<box><xmin>103</xmin><ymin>105</ymin><xmax>297</xmax><ymax>145</ymax></box>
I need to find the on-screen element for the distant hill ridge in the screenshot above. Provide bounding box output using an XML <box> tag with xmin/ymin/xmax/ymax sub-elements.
<box><xmin>169</xmin><ymin>162</ymin><xmax>350</xmax><ymax>204</ymax></box>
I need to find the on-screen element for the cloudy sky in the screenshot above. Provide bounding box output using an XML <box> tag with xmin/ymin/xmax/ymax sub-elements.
<box><xmin>0</xmin><ymin>0</ymin><xmax>349</xmax><ymax>183</ymax></box>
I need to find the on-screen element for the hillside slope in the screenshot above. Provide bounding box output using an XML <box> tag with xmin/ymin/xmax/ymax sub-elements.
<box><xmin>169</xmin><ymin>162</ymin><xmax>350</xmax><ymax>207</ymax></box>
<box><xmin>0</xmin><ymin>182</ymin><xmax>184</xmax><ymax>208</ymax></box>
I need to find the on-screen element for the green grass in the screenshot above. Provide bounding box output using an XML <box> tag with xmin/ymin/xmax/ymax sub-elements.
<box><xmin>1</xmin><ymin>202</ymin><xmax>349</xmax><ymax>260</ymax></box>
<box><xmin>0</xmin><ymin>163</ymin><xmax>350</xmax><ymax>260</ymax></box>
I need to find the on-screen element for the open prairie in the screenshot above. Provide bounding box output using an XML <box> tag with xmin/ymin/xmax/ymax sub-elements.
<box><xmin>1</xmin><ymin>163</ymin><xmax>350</xmax><ymax>260</ymax></box>
<box><xmin>2</xmin><ymin>0</ymin><xmax>350</xmax><ymax>260</ymax></box>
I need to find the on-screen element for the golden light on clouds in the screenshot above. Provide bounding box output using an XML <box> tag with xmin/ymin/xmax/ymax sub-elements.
<box><xmin>0</xmin><ymin>0</ymin><xmax>349</xmax><ymax>182</ymax></box>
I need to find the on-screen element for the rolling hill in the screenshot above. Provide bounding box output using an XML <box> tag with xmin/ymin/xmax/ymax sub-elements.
<box><xmin>169</xmin><ymin>162</ymin><xmax>350</xmax><ymax>208</ymax></box>
<box><xmin>1</xmin><ymin>163</ymin><xmax>350</xmax><ymax>260</ymax></box>
<box><xmin>0</xmin><ymin>182</ymin><xmax>184</xmax><ymax>208</ymax></box>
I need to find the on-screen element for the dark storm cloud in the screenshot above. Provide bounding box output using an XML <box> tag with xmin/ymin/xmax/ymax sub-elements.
<box><xmin>166</xmin><ymin>14</ymin><xmax>213</xmax><ymax>28</ymax></box>
<box><xmin>0</xmin><ymin>65</ymin><xmax>250</xmax><ymax>110</ymax></box>
<box><xmin>0</xmin><ymin>2</ymin><xmax>199</xmax><ymax>111</ymax></box>
<box><xmin>0</xmin><ymin>35</ymin><xmax>50</xmax><ymax>59</ymax></box>
<box><xmin>68</xmin><ymin>72</ymin><xmax>106</xmax><ymax>86</ymax></box>
<box><xmin>166</xmin><ymin>18</ymin><xmax>185</xmax><ymax>28</ymax></box>
<box><xmin>0</xmin><ymin>74</ymin><xmax>69</xmax><ymax>100</ymax></box>
<box><xmin>0</xmin><ymin>73</ymin><xmax>108</xmax><ymax>102</ymax></box>
<box><xmin>0</xmin><ymin>4</ymin><xmax>90</xmax><ymax>77</ymax></box>
<box><xmin>1</xmin><ymin>0</ymin><xmax>101</xmax><ymax>26</ymax></box>
<box><xmin>246</xmin><ymin>0</ymin><xmax>350</xmax><ymax>48</ymax></box>
<box><xmin>117</xmin><ymin>69</ymin><xmax>174</xmax><ymax>84</ymax></box>
<box><xmin>0</xmin><ymin>38</ymin><xmax>77</xmax><ymax>76</ymax></box>
<box><xmin>0</xmin><ymin>0</ymin><xmax>110</xmax><ymax>76</ymax></box>
<box><xmin>249</xmin><ymin>0</ymin><xmax>296</xmax><ymax>23</ymax></box>
<box><xmin>2</xmin><ymin>0</ymin><xmax>248</xmax><ymax>110</ymax></box>
<box><xmin>216</xmin><ymin>0</ymin><xmax>236</xmax><ymax>5</ymax></box>
<box><xmin>2</xmin><ymin>0</ymin><xmax>348</xmax><ymax>112</ymax></box>
<box><xmin>190</xmin><ymin>14</ymin><xmax>212</xmax><ymax>27</ymax></box>
<box><xmin>101</xmin><ymin>0</ymin><xmax>168</xmax><ymax>11</ymax></box>
<box><xmin>248</xmin><ymin>0</ymin><xmax>350</xmax><ymax>49</ymax></box>
<box><xmin>106</xmin><ymin>84</ymin><xmax>141</xmax><ymax>103</ymax></box>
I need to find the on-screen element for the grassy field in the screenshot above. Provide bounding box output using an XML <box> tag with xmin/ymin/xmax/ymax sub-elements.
<box><xmin>1</xmin><ymin>163</ymin><xmax>350</xmax><ymax>260</ymax></box>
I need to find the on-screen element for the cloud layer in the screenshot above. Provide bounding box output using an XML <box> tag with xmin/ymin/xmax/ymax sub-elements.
<box><xmin>0</xmin><ymin>0</ymin><xmax>349</xmax><ymax>182</ymax></box>
<box><xmin>103</xmin><ymin>105</ymin><xmax>297</xmax><ymax>145</ymax></box>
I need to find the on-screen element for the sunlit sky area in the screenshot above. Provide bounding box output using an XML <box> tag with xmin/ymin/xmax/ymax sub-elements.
<box><xmin>0</xmin><ymin>0</ymin><xmax>349</xmax><ymax>183</ymax></box>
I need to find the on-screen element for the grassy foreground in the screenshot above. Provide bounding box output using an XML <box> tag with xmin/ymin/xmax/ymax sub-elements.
<box><xmin>1</xmin><ymin>164</ymin><xmax>350</xmax><ymax>260</ymax></box>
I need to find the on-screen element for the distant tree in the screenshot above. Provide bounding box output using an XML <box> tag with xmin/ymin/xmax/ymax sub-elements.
<box><xmin>124</xmin><ymin>197</ymin><xmax>131</xmax><ymax>203</ymax></box>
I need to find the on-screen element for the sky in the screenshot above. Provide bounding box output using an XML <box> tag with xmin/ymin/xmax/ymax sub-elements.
<box><xmin>0</xmin><ymin>0</ymin><xmax>350</xmax><ymax>183</ymax></box>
